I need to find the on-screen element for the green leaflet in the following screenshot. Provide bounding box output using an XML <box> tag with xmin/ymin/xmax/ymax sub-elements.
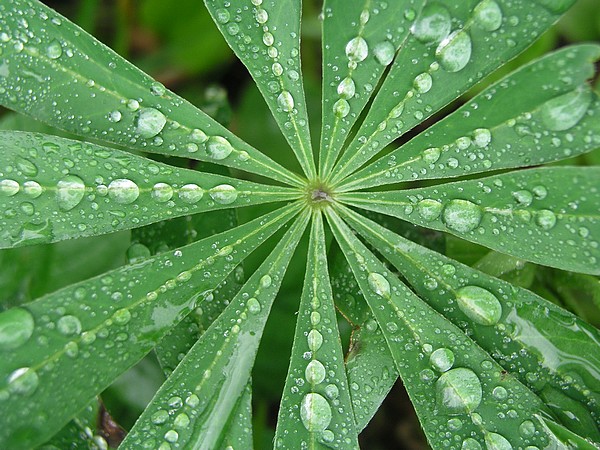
<box><xmin>0</xmin><ymin>0</ymin><xmax>303</xmax><ymax>187</ymax></box>
<box><xmin>0</xmin><ymin>203</ymin><xmax>300</xmax><ymax>449</ymax></box>
<box><xmin>204</xmin><ymin>0</ymin><xmax>315</xmax><ymax>179</ymax></box>
<box><xmin>329</xmin><ymin>0</ymin><xmax>577</xmax><ymax>184</ymax></box>
<box><xmin>337</xmin><ymin>205</ymin><xmax>600</xmax><ymax>440</ymax></box>
<box><xmin>326</xmin><ymin>208</ymin><xmax>566</xmax><ymax>450</ymax></box>
<box><xmin>218</xmin><ymin>382</ymin><xmax>254</xmax><ymax>450</ymax></box>
<box><xmin>338</xmin><ymin>44</ymin><xmax>600</xmax><ymax>192</ymax></box>
<box><xmin>0</xmin><ymin>131</ymin><xmax>300</xmax><ymax>248</ymax></box>
<box><xmin>319</xmin><ymin>0</ymin><xmax>426</xmax><ymax>176</ymax></box>
<box><xmin>274</xmin><ymin>213</ymin><xmax>359</xmax><ymax>449</ymax></box>
<box><xmin>340</xmin><ymin>167</ymin><xmax>600</xmax><ymax>275</ymax></box>
<box><xmin>120</xmin><ymin>210</ymin><xmax>309</xmax><ymax>450</ymax></box>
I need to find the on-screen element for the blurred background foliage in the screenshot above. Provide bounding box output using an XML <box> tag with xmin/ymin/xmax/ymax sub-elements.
<box><xmin>1</xmin><ymin>0</ymin><xmax>599</xmax><ymax>448</ymax></box>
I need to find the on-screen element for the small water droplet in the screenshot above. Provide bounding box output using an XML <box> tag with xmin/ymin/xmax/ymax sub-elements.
<box><xmin>519</xmin><ymin>420</ymin><xmax>536</xmax><ymax>437</ymax></box>
<box><xmin>152</xmin><ymin>409</ymin><xmax>169</xmax><ymax>425</ymax></box>
<box><xmin>127</xmin><ymin>243</ymin><xmax>151</xmax><ymax>263</ymax></box>
<box><xmin>472</xmin><ymin>128</ymin><xmax>491</xmax><ymax>148</ymax></box>
<box><xmin>0</xmin><ymin>308</ymin><xmax>35</xmax><ymax>350</ymax></box>
<box><xmin>277</xmin><ymin>91</ymin><xmax>295</xmax><ymax>112</ymax></box>
<box><xmin>535</xmin><ymin>210</ymin><xmax>557</xmax><ymax>230</ymax></box>
<box><xmin>178</xmin><ymin>184</ymin><xmax>204</xmax><ymax>204</ymax></box>
<box><xmin>422</xmin><ymin>147</ymin><xmax>441</xmax><ymax>164</ymax></box>
<box><xmin>442</xmin><ymin>199</ymin><xmax>482</xmax><ymax>233</ymax></box>
<box><xmin>414</xmin><ymin>72</ymin><xmax>433</xmax><ymax>93</ymax></box>
<box><xmin>474</xmin><ymin>0</ymin><xmax>503</xmax><ymax>31</ymax></box>
<box><xmin>164</xmin><ymin>430</ymin><xmax>179</xmax><ymax>443</ymax></box>
<box><xmin>325</xmin><ymin>384</ymin><xmax>339</xmax><ymax>399</ymax></box>
<box><xmin>0</xmin><ymin>179</ymin><xmax>19</xmax><ymax>196</ymax></box>
<box><xmin>345</xmin><ymin>36</ymin><xmax>369</xmax><ymax>62</ymax></box>
<box><xmin>7</xmin><ymin>367</ymin><xmax>39</xmax><ymax>396</ymax></box>
<box><xmin>260</xmin><ymin>275</ymin><xmax>272</xmax><ymax>288</ymax></box>
<box><xmin>512</xmin><ymin>190</ymin><xmax>533</xmax><ymax>206</ymax></box>
<box><xmin>417</xmin><ymin>199</ymin><xmax>443</xmax><ymax>221</ymax></box>
<box><xmin>411</xmin><ymin>4</ymin><xmax>451</xmax><ymax>43</ymax></box>
<box><xmin>492</xmin><ymin>386</ymin><xmax>508</xmax><ymax>400</ymax></box>
<box><xmin>430</xmin><ymin>348</ymin><xmax>455</xmax><ymax>372</ymax></box>
<box><xmin>57</xmin><ymin>315</ymin><xmax>82</xmax><ymax>336</ymax></box>
<box><xmin>367</xmin><ymin>273</ymin><xmax>391</xmax><ymax>298</ymax></box>
<box><xmin>174</xmin><ymin>413</ymin><xmax>190</xmax><ymax>428</ymax></box>
<box><xmin>152</xmin><ymin>183</ymin><xmax>174</xmax><ymax>203</ymax></box>
<box><xmin>46</xmin><ymin>40</ymin><xmax>62</xmax><ymax>59</ymax></box>
<box><xmin>150</xmin><ymin>82</ymin><xmax>166</xmax><ymax>97</ymax></box>
<box><xmin>206</xmin><ymin>136</ymin><xmax>233</xmax><ymax>160</ymax></box>
<box><xmin>255</xmin><ymin>8</ymin><xmax>269</xmax><ymax>24</ymax></box>
<box><xmin>532</xmin><ymin>185</ymin><xmax>548</xmax><ymax>200</ymax></box>
<box><xmin>56</xmin><ymin>175</ymin><xmax>86</xmax><ymax>211</ymax></box>
<box><xmin>247</xmin><ymin>298</ymin><xmax>261</xmax><ymax>314</ymax></box>
<box><xmin>455</xmin><ymin>285</ymin><xmax>502</xmax><ymax>326</ymax></box>
<box><xmin>113</xmin><ymin>309</ymin><xmax>131</xmax><ymax>325</ymax></box>
<box><xmin>305</xmin><ymin>360</ymin><xmax>326</xmax><ymax>385</ymax></box>
<box><xmin>333</xmin><ymin>99</ymin><xmax>350</xmax><ymax>118</ymax></box>
<box><xmin>436</xmin><ymin>30</ymin><xmax>472</xmax><ymax>73</ymax></box>
<box><xmin>209</xmin><ymin>184</ymin><xmax>238</xmax><ymax>205</ymax></box>
<box><xmin>540</xmin><ymin>85</ymin><xmax>592</xmax><ymax>131</ymax></box>
<box><xmin>135</xmin><ymin>108</ymin><xmax>166</xmax><ymax>139</ymax></box>
<box><xmin>307</xmin><ymin>329</ymin><xmax>323</xmax><ymax>352</ymax></box>
<box><xmin>300</xmin><ymin>393</ymin><xmax>332</xmax><ymax>432</ymax></box>
<box><xmin>436</xmin><ymin>368</ymin><xmax>482</xmax><ymax>414</ymax></box>
<box><xmin>215</xmin><ymin>8</ymin><xmax>230</xmax><ymax>24</ymax></box>
<box><xmin>108</xmin><ymin>110</ymin><xmax>122</xmax><ymax>123</ymax></box>
<box><xmin>373</xmin><ymin>41</ymin><xmax>395</xmax><ymax>66</ymax></box>
<box><xmin>108</xmin><ymin>179</ymin><xmax>139</xmax><ymax>204</ymax></box>
<box><xmin>337</xmin><ymin>77</ymin><xmax>356</xmax><ymax>99</ymax></box>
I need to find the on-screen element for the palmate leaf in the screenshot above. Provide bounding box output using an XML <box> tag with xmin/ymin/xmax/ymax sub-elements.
<box><xmin>338</xmin><ymin>44</ymin><xmax>600</xmax><ymax>192</ymax></box>
<box><xmin>120</xmin><ymin>211</ymin><xmax>309</xmax><ymax>449</ymax></box>
<box><xmin>0</xmin><ymin>131</ymin><xmax>300</xmax><ymax>248</ymax></box>
<box><xmin>0</xmin><ymin>203</ymin><xmax>300</xmax><ymax>449</ymax></box>
<box><xmin>326</xmin><ymin>208</ymin><xmax>582</xmax><ymax>450</ymax></box>
<box><xmin>340</xmin><ymin>167</ymin><xmax>600</xmax><ymax>275</ymax></box>
<box><xmin>0</xmin><ymin>0</ymin><xmax>303</xmax><ymax>187</ymax></box>
<box><xmin>328</xmin><ymin>0</ymin><xmax>578</xmax><ymax>184</ymax></box>
<box><xmin>337</xmin><ymin>205</ymin><xmax>600</xmax><ymax>441</ymax></box>
<box><xmin>274</xmin><ymin>212</ymin><xmax>359</xmax><ymax>449</ymax></box>
<box><xmin>204</xmin><ymin>0</ymin><xmax>316</xmax><ymax>179</ymax></box>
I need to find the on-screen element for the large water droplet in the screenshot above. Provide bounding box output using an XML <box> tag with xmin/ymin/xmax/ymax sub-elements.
<box><xmin>436</xmin><ymin>30</ymin><xmax>472</xmax><ymax>73</ymax></box>
<box><xmin>540</xmin><ymin>85</ymin><xmax>592</xmax><ymax>132</ymax></box>
<box><xmin>300</xmin><ymin>393</ymin><xmax>332</xmax><ymax>432</ymax></box>
<box><xmin>209</xmin><ymin>184</ymin><xmax>238</xmax><ymax>205</ymax></box>
<box><xmin>484</xmin><ymin>432</ymin><xmax>512</xmax><ymax>450</ymax></box>
<box><xmin>178</xmin><ymin>184</ymin><xmax>204</xmax><ymax>204</ymax></box>
<box><xmin>436</xmin><ymin>368</ymin><xmax>482</xmax><ymax>414</ymax></box>
<box><xmin>367</xmin><ymin>273</ymin><xmax>391</xmax><ymax>298</ymax></box>
<box><xmin>247</xmin><ymin>298</ymin><xmax>261</xmax><ymax>315</ymax></box>
<box><xmin>373</xmin><ymin>41</ymin><xmax>395</xmax><ymax>66</ymax></box>
<box><xmin>46</xmin><ymin>40</ymin><xmax>63</xmax><ymax>59</ymax></box>
<box><xmin>455</xmin><ymin>286</ymin><xmax>502</xmax><ymax>326</ymax></box>
<box><xmin>535</xmin><ymin>210</ymin><xmax>557</xmax><ymax>230</ymax></box>
<box><xmin>422</xmin><ymin>147</ymin><xmax>441</xmax><ymax>164</ymax></box>
<box><xmin>462</xmin><ymin>438</ymin><xmax>483</xmax><ymax>450</ymax></box>
<box><xmin>474</xmin><ymin>0</ymin><xmax>503</xmax><ymax>31</ymax></box>
<box><xmin>108</xmin><ymin>179</ymin><xmax>139</xmax><ymax>204</ymax></box>
<box><xmin>206</xmin><ymin>136</ymin><xmax>234</xmax><ymax>160</ymax></box>
<box><xmin>305</xmin><ymin>360</ymin><xmax>326</xmax><ymax>385</ymax></box>
<box><xmin>0</xmin><ymin>179</ymin><xmax>19</xmax><ymax>196</ymax></box>
<box><xmin>7</xmin><ymin>367</ymin><xmax>39</xmax><ymax>396</ymax></box>
<box><xmin>442</xmin><ymin>199</ymin><xmax>482</xmax><ymax>233</ymax></box>
<box><xmin>151</xmin><ymin>183</ymin><xmax>174</xmax><ymax>203</ymax></box>
<box><xmin>411</xmin><ymin>4</ymin><xmax>452</xmax><ymax>43</ymax></box>
<box><xmin>307</xmin><ymin>329</ymin><xmax>323</xmax><ymax>352</ymax></box>
<box><xmin>56</xmin><ymin>175</ymin><xmax>85</xmax><ymax>211</ymax></box>
<box><xmin>57</xmin><ymin>315</ymin><xmax>82</xmax><ymax>336</ymax></box>
<box><xmin>472</xmin><ymin>128</ymin><xmax>492</xmax><ymax>148</ymax></box>
<box><xmin>430</xmin><ymin>348</ymin><xmax>455</xmax><ymax>372</ymax></box>
<box><xmin>417</xmin><ymin>199</ymin><xmax>443</xmax><ymax>221</ymax></box>
<box><xmin>345</xmin><ymin>37</ymin><xmax>369</xmax><ymax>62</ymax></box>
<box><xmin>333</xmin><ymin>99</ymin><xmax>350</xmax><ymax>118</ymax></box>
<box><xmin>0</xmin><ymin>308</ymin><xmax>34</xmax><ymax>350</ymax></box>
<box><xmin>414</xmin><ymin>73</ymin><xmax>433</xmax><ymax>93</ymax></box>
<box><xmin>337</xmin><ymin>77</ymin><xmax>356</xmax><ymax>99</ymax></box>
<box><xmin>23</xmin><ymin>181</ymin><xmax>42</xmax><ymax>198</ymax></box>
<box><xmin>135</xmin><ymin>108</ymin><xmax>167</xmax><ymax>139</ymax></box>
<box><xmin>277</xmin><ymin>91</ymin><xmax>295</xmax><ymax>112</ymax></box>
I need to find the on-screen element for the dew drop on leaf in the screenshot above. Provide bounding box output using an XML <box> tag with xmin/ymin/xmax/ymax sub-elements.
<box><xmin>56</xmin><ymin>175</ymin><xmax>85</xmax><ymax>211</ymax></box>
<box><xmin>0</xmin><ymin>179</ymin><xmax>19</xmax><ymax>196</ymax></box>
<box><xmin>411</xmin><ymin>3</ymin><xmax>452</xmax><ymax>43</ymax></box>
<box><xmin>430</xmin><ymin>348</ymin><xmax>455</xmax><ymax>372</ymax></box>
<box><xmin>455</xmin><ymin>285</ymin><xmax>502</xmax><ymax>326</ymax></box>
<box><xmin>373</xmin><ymin>41</ymin><xmax>395</xmax><ymax>66</ymax></box>
<box><xmin>277</xmin><ymin>91</ymin><xmax>295</xmax><ymax>112</ymax></box>
<box><xmin>333</xmin><ymin>99</ymin><xmax>350</xmax><ymax>118</ymax></box>
<box><xmin>7</xmin><ymin>367</ymin><xmax>39</xmax><ymax>396</ymax></box>
<box><xmin>535</xmin><ymin>209</ymin><xmax>557</xmax><ymax>230</ymax></box>
<box><xmin>474</xmin><ymin>0</ymin><xmax>503</xmax><ymax>32</ymax></box>
<box><xmin>307</xmin><ymin>329</ymin><xmax>323</xmax><ymax>352</ymax></box>
<box><xmin>247</xmin><ymin>298</ymin><xmax>261</xmax><ymax>314</ymax></box>
<box><xmin>300</xmin><ymin>393</ymin><xmax>332</xmax><ymax>432</ymax></box>
<box><xmin>23</xmin><ymin>181</ymin><xmax>42</xmax><ymax>198</ymax></box>
<box><xmin>206</xmin><ymin>136</ymin><xmax>234</xmax><ymax>160</ymax></box>
<box><xmin>472</xmin><ymin>128</ymin><xmax>492</xmax><ymax>148</ymax></box>
<box><xmin>178</xmin><ymin>184</ymin><xmax>204</xmax><ymax>204</ymax></box>
<box><xmin>436</xmin><ymin>30</ymin><xmax>472</xmax><ymax>73</ymax></box>
<box><xmin>414</xmin><ymin>72</ymin><xmax>433</xmax><ymax>93</ymax></box>
<box><xmin>345</xmin><ymin>36</ymin><xmax>369</xmax><ymax>62</ymax></box>
<box><xmin>209</xmin><ymin>184</ymin><xmax>238</xmax><ymax>205</ymax></box>
<box><xmin>367</xmin><ymin>273</ymin><xmax>391</xmax><ymax>298</ymax></box>
<box><xmin>108</xmin><ymin>179</ymin><xmax>139</xmax><ymax>204</ymax></box>
<box><xmin>422</xmin><ymin>147</ymin><xmax>441</xmax><ymax>164</ymax></box>
<box><xmin>57</xmin><ymin>315</ymin><xmax>82</xmax><ymax>336</ymax></box>
<box><xmin>151</xmin><ymin>182</ymin><xmax>174</xmax><ymax>203</ymax></box>
<box><xmin>135</xmin><ymin>107</ymin><xmax>166</xmax><ymax>138</ymax></box>
<box><xmin>0</xmin><ymin>308</ymin><xmax>34</xmax><ymax>350</ymax></box>
<box><xmin>442</xmin><ymin>199</ymin><xmax>482</xmax><ymax>233</ymax></box>
<box><xmin>337</xmin><ymin>77</ymin><xmax>356</xmax><ymax>99</ymax></box>
<box><xmin>484</xmin><ymin>431</ymin><xmax>512</xmax><ymax>450</ymax></box>
<box><xmin>305</xmin><ymin>360</ymin><xmax>326</xmax><ymax>385</ymax></box>
<box><xmin>540</xmin><ymin>85</ymin><xmax>592</xmax><ymax>132</ymax></box>
<box><xmin>435</xmin><ymin>368</ymin><xmax>482</xmax><ymax>414</ymax></box>
<box><xmin>462</xmin><ymin>438</ymin><xmax>483</xmax><ymax>450</ymax></box>
<box><xmin>46</xmin><ymin>39</ymin><xmax>62</xmax><ymax>59</ymax></box>
<box><xmin>417</xmin><ymin>199</ymin><xmax>443</xmax><ymax>221</ymax></box>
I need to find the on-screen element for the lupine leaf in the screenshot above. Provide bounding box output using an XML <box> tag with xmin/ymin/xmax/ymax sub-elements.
<box><xmin>319</xmin><ymin>0</ymin><xmax>426</xmax><ymax>176</ymax></box>
<box><xmin>274</xmin><ymin>212</ymin><xmax>359</xmax><ymax>449</ymax></box>
<box><xmin>340</xmin><ymin>167</ymin><xmax>600</xmax><ymax>275</ymax></box>
<box><xmin>338</xmin><ymin>44</ymin><xmax>600</xmax><ymax>192</ymax></box>
<box><xmin>329</xmin><ymin>0</ymin><xmax>578</xmax><ymax>184</ymax></box>
<box><xmin>219</xmin><ymin>382</ymin><xmax>254</xmax><ymax>450</ymax></box>
<box><xmin>120</xmin><ymin>210</ymin><xmax>309</xmax><ymax>450</ymax></box>
<box><xmin>204</xmin><ymin>0</ymin><xmax>316</xmax><ymax>179</ymax></box>
<box><xmin>337</xmin><ymin>205</ymin><xmax>600</xmax><ymax>440</ymax></box>
<box><xmin>0</xmin><ymin>131</ymin><xmax>299</xmax><ymax>248</ymax></box>
<box><xmin>0</xmin><ymin>203</ymin><xmax>300</xmax><ymax>449</ymax></box>
<box><xmin>326</xmin><ymin>207</ymin><xmax>570</xmax><ymax>450</ymax></box>
<box><xmin>0</xmin><ymin>0</ymin><xmax>303</xmax><ymax>187</ymax></box>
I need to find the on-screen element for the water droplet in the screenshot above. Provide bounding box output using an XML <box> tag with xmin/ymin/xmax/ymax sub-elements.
<box><xmin>191</xmin><ymin>129</ymin><xmax>208</xmax><ymax>143</ymax></box>
<box><xmin>333</xmin><ymin>99</ymin><xmax>350</xmax><ymax>118</ymax></box>
<box><xmin>255</xmin><ymin>8</ymin><xmax>269</xmax><ymax>24</ymax></box>
<box><xmin>300</xmin><ymin>393</ymin><xmax>332</xmax><ymax>432</ymax></box>
<box><xmin>108</xmin><ymin>110</ymin><xmax>122</xmax><ymax>123</ymax></box>
<box><xmin>492</xmin><ymin>386</ymin><xmax>508</xmax><ymax>400</ymax></box>
<box><xmin>474</xmin><ymin>0</ymin><xmax>503</xmax><ymax>31</ymax></box>
<box><xmin>345</xmin><ymin>37</ymin><xmax>369</xmax><ymax>62</ymax></box>
<box><xmin>57</xmin><ymin>315</ymin><xmax>82</xmax><ymax>336</ymax></box>
<box><xmin>108</xmin><ymin>179</ymin><xmax>139</xmax><ymax>204</ymax></box>
<box><xmin>307</xmin><ymin>329</ymin><xmax>323</xmax><ymax>352</ymax></box>
<box><xmin>46</xmin><ymin>40</ymin><xmax>62</xmax><ymax>59</ymax></box>
<box><xmin>277</xmin><ymin>91</ymin><xmax>295</xmax><ymax>112</ymax></box>
<box><xmin>152</xmin><ymin>183</ymin><xmax>174</xmax><ymax>203</ymax></box>
<box><xmin>135</xmin><ymin>108</ymin><xmax>166</xmax><ymax>139</ymax></box>
<box><xmin>150</xmin><ymin>82</ymin><xmax>166</xmax><ymax>96</ymax></box>
<box><xmin>532</xmin><ymin>185</ymin><xmax>548</xmax><ymax>200</ymax></box>
<box><xmin>305</xmin><ymin>360</ymin><xmax>326</xmax><ymax>385</ymax></box>
<box><xmin>7</xmin><ymin>367</ymin><xmax>39</xmax><ymax>396</ymax></box>
<box><xmin>178</xmin><ymin>184</ymin><xmax>204</xmax><ymax>204</ymax></box>
<box><xmin>127</xmin><ymin>243</ymin><xmax>151</xmax><ymax>263</ymax></box>
<box><xmin>321</xmin><ymin>430</ymin><xmax>334</xmax><ymax>443</ymax></box>
<box><xmin>462</xmin><ymin>438</ymin><xmax>483</xmax><ymax>450</ymax></box>
<box><xmin>16</xmin><ymin>157</ymin><xmax>38</xmax><ymax>177</ymax></box>
<box><xmin>0</xmin><ymin>179</ymin><xmax>19</xmax><ymax>196</ymax></box>
<box><xmin>430</xmin><ymin>348</ymin><xmax>455</xmax><ymax>372</ymax></box>
<box><xmin>325</xmin><ymin>384</ymin><xmax>339</xmax><ymax>399</ymax></box>
<box><xmin>0</xmin><ymin>308</ymin><xmax>34</xmax><ymax>350</ymax></box>
<box><xmin>23</xmin><ymin>181</ymin><xmax>42</xmax><ymax>198</ymax></box>
<box><xmin>215</xmin><ymin>8</ymin><xmax>230</xmax><ymax>24</ymax></box>
<box><xmin>367</xmin><ymin>273</ymin><xmax>391</xmax><ymax>298</ymax></box>
<box><xmin>456</xmin><ymin>285</ymin><xmax>502</xmax><ymax>326</ymax></box>
<box><xmin>411</xmin><ymin>4</ymin><xmax>451</xmax><ymax>43</ymax></box>
<box><xmin>442</xmin><ymin>199</ymin><xmax>482</xmax><ymax>233</ymax></box>
<box><xmin>414</xmin><ymin>72</ymin><xmax>433</xmax><ymax>93</ymax></box>
<box><xmin>436</xmin><ymin>30</ymin><xmax>472</xmax><ymax>73</ymax></box>
<box><xmin>436</xmin><ymin>368</ymin><xmax>482</xmax><ymax>414</ymax></box>
<box><xmin>152</xmin><ymin>410</ymin><xmax>169</xmax><ymax>425</ymax></box>
<box><xmin>113</xmin><ymin>309</ymin><xmax>131</xmax><ymax>325</ymax></box>
<box><xmin>373</xmin><ymin>41</ymin><xmax>395</xmax><ymax>66</ymax></box>
<box><xmin>337</xmin><ymin>77</ymin><xmax>356</xmax><ymax>99</ymax></box>
<box><xmin>422</xmin><ymin>147</ymin><xmax>441</xmax><ymax>165</ymax></box>
<box><xmin>540</xmin><ymin>85</ymin><xmax>592</xmax><ymax>132</ymax></box>
<box><xmin>247</xmin><ymin>298</ymin><xmax>261</xmax><ymax>314</ymax></box>
<box><xmin>174</xmin><ymin>413</ymin><xmax>190</xmax><ymax>428</ymax></box>
<box><xmin>535</xmin><ymin>210</ymin><xmax>557</xmax><ymax>230</ymax></box>
<box><xmin>56</xmin><ymin>175</ymin><xmax>86</xmax><ymax>211</ymax></box>
<box><xmin>472</xmin><ymin>128</ymin><xmax>491</xmax><ymax>148</ymax></box>
<box><xmin>512</xmin><ymin>190</ymin><xmax>533</xmax><ymax>206</ymax></box>
<box><xmin>206</xmin><ymin>136</ymin><xmax>233</xmax><ymax>160</ymax></box>
<box><xmin>209</xmin><ymin>184</ymin><xmax>238</xmax><ymax>205</ymax></box>
<box><xmin>164</xmin><ymin>430</ymin><xmax>179</xmax><ymax>443</ymax></box>
<box><xmin>260</xmin><ymin>275</ymin><xmax>272</xmax><ymax>288</ymax></box>
<box><xmin>417</xmin><ymin>199</ymin><xmax>443</xmax><ymax>221</ymax></box>
<box><xmin>484</xmin><ymin>432</ymin><xmax>512</xmax><ymax>450</ymax></box>
<box><xmin>519</xmin><ymin>420</ymin><xmax>536</xmax><ymax>437</ymax></box>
